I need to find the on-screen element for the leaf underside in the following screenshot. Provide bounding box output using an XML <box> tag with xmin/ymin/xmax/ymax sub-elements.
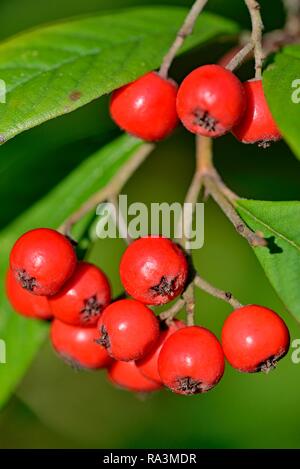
<box><xmin>0</xmin><ymin>7</ymin><xmax>238</xmax><ymax>143</ymax></box>
<box><xmin>237</xmin><ymin>199</ymin><xmax>300</xmax><ymax>323</ymax></box>
<box><xmin>263</xmin><ymin>45</ymin><xmax>300</xmax><ymax>159</ymax></box>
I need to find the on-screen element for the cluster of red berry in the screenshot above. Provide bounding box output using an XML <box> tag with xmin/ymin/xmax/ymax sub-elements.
<box><xmin>110</xmin><ymin>64</ymin><xmax>281</xmax><ymax>146</ymax></box>
<box><xmin>6</xmin><ymin>230</ymin><xmax>290</xmax><ymax>396</ymax></box>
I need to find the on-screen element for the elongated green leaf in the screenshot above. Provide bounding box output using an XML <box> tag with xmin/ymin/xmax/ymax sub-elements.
<box><xmin>0</xmin><ymin>134</ymin><xmax>143</xmax><ymax>407</ymax></box>
<box><xmin>263</xmin><ymin>45</ymin><xmax>300</xmax><ymax>158</ymax></box>
<box><xmin>0</xmin><ymin>7</ymin><xmax>238</xmax><ymax>143</ymax></box>
<box><xmin>237</xmin><ymin>199</ymin><xmax>300</xmax><ymax>322</ymax></box>
<box><xmin>0</xmin><ymin>98</ymin><xmax>116</xmax><ymax>229</ymax></box>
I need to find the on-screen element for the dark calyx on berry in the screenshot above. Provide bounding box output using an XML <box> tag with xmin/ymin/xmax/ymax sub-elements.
<box><xmin>192</xmin><ymin>108</ymin><xmax>218</xmax><ymax>133</ymax></box>
<box><xmin>256</xmin><ymin>354</ymin><xmax>281</xmax><ymax>374</ymax></box>
<box><xmin>97</xmin><ymin>325</ymin><xmax>110</xmax><ymax>349</ymax></box>
<box><xmin>257</xmin><ymin>140</ymin><xmax>272</xmax><ymax>149</ymax></box>
<box><xmin>176</xmin><ymin>376</ymin><xmax>210</xmax><ymax>395</ymax></box>
<box><xmin>17</xmin><ymin>269</ymin><xmax>37</xmax><ymax>292</ymax></box>
<box><xmin>80</xmin><ymin>295</ymin><xmax>103</xmax><ymax>323</ymax></box>
<box><xmin>150</xmin><ymin>275</ymin><xmax>178</xmax><ymax>297</ymax></box>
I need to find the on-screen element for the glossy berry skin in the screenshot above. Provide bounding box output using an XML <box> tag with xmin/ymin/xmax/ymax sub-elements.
<box><xmin>110</xmin><ymin>72</ymin><xmax>179</xmax><ymax>141</ymax></box>
<box><xmin>51</xmin><ymin>319</ymin><xmax>112</xmax><ymax>370</ymax></box>
<box><xmin>120</xmin><ymin>236</ymin><xmax>188</xmax><ymax>305</ymax></box>
<box><xmin>49</xmin><ymin>261</ymin><xmax>111</xmax><ymax>327</ymax></box>
<box><xmin>108</xmin><ymin>360</ymin><xmax>162</xmax><ymax>393</ymax></box>
<box><xmin>176</xmin><ymin>64</ymin><xmax>245</xmax><ymax>137</ymax></box>
<box><xmin>232</xmin><ymin>80</ymin><xmax>281</xmax><ymax>145</ymax></box>
<box><xmin>10</xmin><ymin>228</ymin><xmax>77</xmax><ymax>296</ymax></box>
<box><xmin>222</xmin><ymin>305</ymin><xmax>290</xmax><ymax>373</ymax></box>
<box><xmin>6</xmin><ymin>269</ymin><xmax>52</xmax><ymax>320</ymax></box>
<box><xmin>136</xmin><ymin>320</ymin><xmax>185</xmax><ymax>383</ymax></box>
<box><xmin>97</xmin><ymin>299</ymin><xmax>159</xmax><ymax>361</ymax></box>
<box><xmin>158</xmin><ymin>326</ymin><xmax>225</xmax><ymax>395</ymax></box>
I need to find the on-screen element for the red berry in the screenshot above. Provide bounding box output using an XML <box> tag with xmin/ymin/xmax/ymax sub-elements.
<box><xmin>136</xmin><ymin>320</ymin><xmax>185</xmax><ymax>383</ymax></box>
<box><xmin>110</xmin><ymin>72</ymin><xmax>179</xmax><ymax>141</ymax></box>
<box><xmin>51</xmin><ymin>319</ymin><xmax>112</xmax><ymax>370</ymax></box>
<box><xmin>176</xmin><ymin>64</ymin><xmax>245</xmax><ymax>137</ymax></box>
<box><xmin>232</xmin><ymin>80</ymin><xmax>281</xmax><ymax>145</ymax></box>
<box><xmin>120</xmin><ymin>236</ymin><xmax>188</xmax><ymax>305</ymax></box>
<box><xmin>49</xmin><ymin>261</ymin><xmax>111</xmax><ymax>327</ymax></box>
<box><xmin>10</xmin><ymin>228</ymin><xmax>77</xmax><ymax>296</ymax></box>
<box><xmin>108</xmin><ymin>360</ymin><xmax>162</xmax><ymax>393</ymax></box>
<box><xmin>158</xmin><ymin>326</ymin><xmax>225</xmax><ymax>395</ymax></box>
<box><xmin>97</xmin><ymin>299</ymin><xmax>159</xmax><ymax>361</ymax></box>
<box><xmin>6</xmin><ymin>269</ymin><xmax>52</xmax><ymax>320</ymax></box>
<box><xmin>222</xmin><ymin>304</ymin><xmax>290</xmax><ymax>373</ymax></box>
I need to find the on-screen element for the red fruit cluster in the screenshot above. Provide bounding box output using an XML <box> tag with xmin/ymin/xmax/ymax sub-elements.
<box><xmin>7</xmin><ymin>228</ymin><xmax>112</xmax><ymax>370</ymax></box>
<box><xmin>7</xmin><ymin>231</ymin><xmax>290</xmax><ymax>396</ymax></box>
<box><xmin>109</xmin><ymin>65</ymin><xmax>281</xmax><ymax>146</ymax></box>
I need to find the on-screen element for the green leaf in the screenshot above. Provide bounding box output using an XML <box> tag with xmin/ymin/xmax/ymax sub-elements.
<box><xmin>0</xmin><ymin>7</ymin><xmax>238</xmax><ymax>143</ymax></box>
<box><xmin>0</xmin><ymin>134</ymin><xmax>143</xmax><ymax>408</ymax></box>
<box><xmin>263</xmin><ymin>45</ymin><xmax>300</xmax><ymax>158</ymax></box>
<box><xmin>237</xmin><ymin>199</ymin><xmax>300</xmax><ymax>322</ymax></box>
<box><xmin>0</xmin><ymin>97</ymin><xmax>117</xmax><ymax>229</ymax></box>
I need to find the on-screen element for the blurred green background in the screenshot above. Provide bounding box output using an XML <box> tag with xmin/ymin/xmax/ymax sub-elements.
<box><xmin>1</xmin><ymin>0</ymin><xmax>300</xmax><ymax>449</ymax></box>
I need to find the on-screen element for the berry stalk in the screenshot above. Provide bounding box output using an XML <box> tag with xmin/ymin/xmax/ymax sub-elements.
<box><xmin>244</xmin><ymin>0</ymin><xmax>264</xmax><ymax>79</ymax></box>
<box><xmin>195</xmin><ymin>135</ymin><xmax>266</xmax><ymax>247</ymax></box>
<box><xmin>159</xmin><ymin>0</ymin><xmax>208</xmax><ymax>79</ymax></box>
<box><xmin>194</xmin><ymin>275</ymin><xmax>243</xmax><ymax>309</ymax></box>
<box><xmin>60</xmin><ymin>142</ymin><xmax>155</xmax><ymax>237</ymax></box>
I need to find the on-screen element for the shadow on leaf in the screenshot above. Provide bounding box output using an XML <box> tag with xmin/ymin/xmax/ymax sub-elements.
<box><xmin>265</xmin><ymin>236</ymin><xmax>283</xmax><ymax>255</ymax></box>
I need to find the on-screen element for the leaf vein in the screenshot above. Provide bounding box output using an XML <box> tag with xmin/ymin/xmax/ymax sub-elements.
<box><xmin>238</xmin><ymin>204</ymin><xmax>300</xmax><ymax>251</ymax></box>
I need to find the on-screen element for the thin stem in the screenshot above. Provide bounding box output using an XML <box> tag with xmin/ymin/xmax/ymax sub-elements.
<box><xmin>226</xmin><ymin>41</ymin><xmax>254</xmax><ymax>71</ymax></box>
<box><xmin>214</xmin><ymin>177</ymin><xmax>239</xmax><ymax>204</ymax></box>
<box><xmin>159</xmin><ymin>298</ymin><xmax>185</xmax><ymax>324</ymax></box>
<box><xmin>203</xmin><ymin>174</ymin><xmax>266</xmax><ymax>247</ymax></box>
<box><xmin>60</xmin><ymin>142</ymin><xmax>155</xmax><ymax>236</ymax></box>
<box><xmin>183</xmin><ymin>283</ymin><xmax>196</xmax><ymax>326</ymax></box>
<box><xmin>194</xmin><ymin>274</ymin><xmax>243</xmax><ymax>309</ymax></box>
<box><xmin>196</xmin><ymin>135</ymin><xmax>213</xmax><ymax>174</ymax></box>
<box><xmin>227</xmin><ymin>0</ymin><xmax>300</xmax><ymax>72</ymax></box>
<box><xmin>108</xmin><ymin>196</ymin><xmax>132</xmax><ymax>245</ymax></box>
<box><xmin>176</xmin><ymin>137</ymin><xmax>212</xmax><ymax>250</ymax></box>
<box><xmin>197</xmin><ymin>136</ymin><xmax>238</xmax><ymax>202</ymax></box>
<box><xmin>283</xmin><ymin>0</ymin><xmax>300</xmax><ymax>36</ymax></box>
<box><xmin>176</xmin><ymin>137</ymin><xmax>209</xmax><ymax>246</ymax></box>
<box><xmin>244</xmin><ymin>0</ymin><xmax>264</xmax><ymax>79</ymax></box>
<box><xmin>159</xmin><ymin>0</ymin><xmax>208</xmax><ymax>78</ymax></box>
<box><xmin>178</xmin><ymin>172</ymin><xmax>203</xmax><ymax>251</ymax></box>
<box><xmin>195</xmin><ymin>135</ymin><xmax>265</xmax><ymax>247</ymax></box>
<box><xmin>184</xmin><ymin>173</ymin><xmax>203</xmax><ymax>212</ymax></box>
